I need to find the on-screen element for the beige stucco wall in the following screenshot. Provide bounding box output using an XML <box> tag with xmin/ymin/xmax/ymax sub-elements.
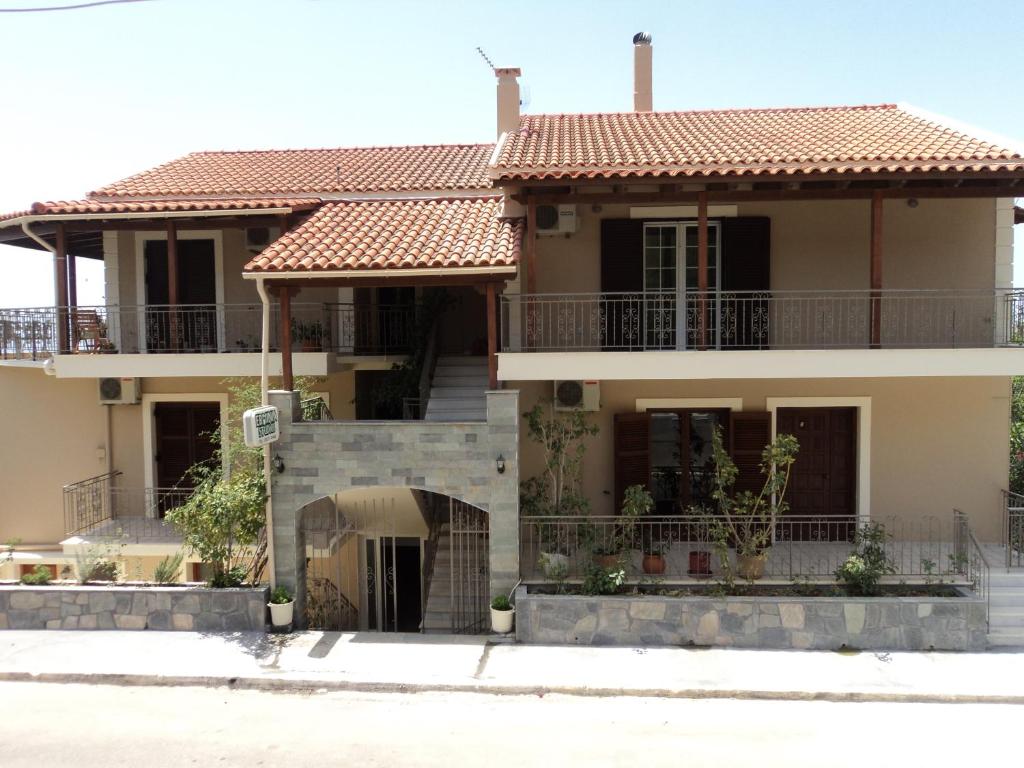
<box><xmin>513</xmin><ymin>376</ymin><xmax>1011</xmax><ymax>542</ymax></box>
<box><xmin>0</xmin><ymin>367</ymin><xmax>109</xmax><ymax>545</ymax></box>
<box><xmin>534</xmin><ymin>198</ymin><xmax>999</xmax><ymax>293</ymax></box>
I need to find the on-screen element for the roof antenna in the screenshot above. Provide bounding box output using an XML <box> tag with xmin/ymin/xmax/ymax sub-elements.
<box><xmin>335</xmin><ymin>164</ymin><xmax>341</xmax><ymax>187</ymax></box>
<box><xmin>476</xmin><ymin>46</ymin><xmax>495</xmax><ymax>71</ymax></box>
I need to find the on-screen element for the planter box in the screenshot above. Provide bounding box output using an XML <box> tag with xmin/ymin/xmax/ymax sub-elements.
<box><xmin>0</xmin><ymin>585</ymin><xmax>269</xmax><ymax>632</ymax></box>
<box><xmin>514</xmin><ymin>586</ymin><xmax>987</xmax><ymax>651</ymax></box>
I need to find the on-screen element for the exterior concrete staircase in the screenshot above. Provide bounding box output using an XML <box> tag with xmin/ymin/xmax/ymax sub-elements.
<box><xmin>987</xmin><ymin>568</ymin><xmax>1024</xmax><ymax>647</ymax></box>
<box><xmin>424</xmin><ymin>356</ymin><xmax>488</xmax><ymax>422</ymax></box>
<box><xmin>422</xmin><ymin>523</ymin><xmax>454</xmax><ymax>633</ymax></box>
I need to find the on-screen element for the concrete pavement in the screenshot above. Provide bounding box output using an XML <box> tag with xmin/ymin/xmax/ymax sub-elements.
<box><xmin>1</xmin><ymin>630</ymin><xmax>1023</xmax><ymax>703</ymax></box>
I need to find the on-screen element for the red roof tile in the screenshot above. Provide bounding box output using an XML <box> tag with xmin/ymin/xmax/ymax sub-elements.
<box><xmin>0</xmin><ymin>198</ymin><xmax>321</xmax><ymax>228</ymax></box>
<box><xmin>91</xmin><ymin>144</ymin><xmax>495</xmax><ymax>198</ymax></box>
<box><xmin>245</xmin><ymin>197</ymin><xmax>521</xmax><ymax>274</ymax></box>
<box><xmin>492</xmin><ymin>104</ymin><xmax>1024</xmax><ymax>181</ymax></box>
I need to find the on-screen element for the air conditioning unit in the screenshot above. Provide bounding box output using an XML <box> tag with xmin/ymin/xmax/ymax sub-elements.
<box><xmin>554</xmin><ymin>380</ymin><xmax>599</xmax><ymax>412</ymax></box>
<box><xmin>536</xmin><ymin>204</ymin><xmax>577</xmax><ymax>236</ymax></box>
<box><xmin>98</xmin><ymin>377</ymin><xmax>140</xmax><ymax>405</ymax></box>
<box><xmin>245</xmin><ymin>226</ymin><xmax>271</xmax><ymax>253</ymax></box>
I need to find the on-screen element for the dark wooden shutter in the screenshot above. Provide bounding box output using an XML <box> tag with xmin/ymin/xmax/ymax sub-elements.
<box><xmin>728</xmin><ymin>412</ymin><xmax>772</xmax><ymax>494</ymax></box>
<box><xmin>721</xmin><ymin>217</ymin><xmax>771</xmax><ymax>349</ymax></box>
<box><xmin>614</xmin><ymin>412</ymin><xmax>650</xmax><ymax>512</ymax></box>
<box><xmin>601</xmin><ymin>219</ymin><xmax>644</xmax><ymax>350</ymax></box>
<box><xmin>154</xmin><ymin>403</ymin><xmax>220</xmax><ymax>490</ymax></box>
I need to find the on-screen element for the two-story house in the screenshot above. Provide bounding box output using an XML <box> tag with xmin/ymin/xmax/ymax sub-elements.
<box><xmin>1</xmin><ymin>34</ymin><xmax>1021</xmax><ymax>639</ymax></box>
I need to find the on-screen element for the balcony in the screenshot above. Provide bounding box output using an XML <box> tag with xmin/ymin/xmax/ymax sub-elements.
<box><xmin>500</xmin><ymin>289</ymin><xmax>1024</xmax><ymax>352</ymax></box>
<box><xmin>0</xmin><ymin>302</ymin><xmax>418</xmax><ymax>360</ymax></box>
<box><xmin>62</xmin><ymin>471</ymin><xmax>184</xmax><ymax>544</ymax></box>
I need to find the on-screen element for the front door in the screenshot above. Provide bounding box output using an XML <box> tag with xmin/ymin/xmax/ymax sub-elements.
<box><xmin>776</xmin><ymin>407</ymin><xmax>856</xmax><ymax>540</ymax></box>
<box><xmin>364</xmin><ymin>536</ymin><xmax>422</xmax><ymax>632</ymax></box>
<box><xmin>153</xmin><ymin>402</ymin><xmax>220</xmax><ymax>512</ymax></box>
<box><xmin>144</xmin><ymin>239</ymin><xmax>217</xmax><ymax>351</ymax></box>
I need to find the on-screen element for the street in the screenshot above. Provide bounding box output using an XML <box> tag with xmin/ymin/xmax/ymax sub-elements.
<box><xmin>0</xmin><ymin>681</ymin><xmax>1018</xmax><ymax>766</ymax></box>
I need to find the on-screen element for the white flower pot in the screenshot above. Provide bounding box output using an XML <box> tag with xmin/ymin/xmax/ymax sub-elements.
<box><xmin>269</xmin><ymin>600</ymin><xmax>294</xmax><ymax>628</ymax></box>
<box><xmin>539</xmin><ymin>551</ymin><xmax>569</xmax><ymax>578</ymax></box>
<box><xmin>491</xmin><ymin>606</ymin><xmax>515</xmax><ymax>634</ymax></box>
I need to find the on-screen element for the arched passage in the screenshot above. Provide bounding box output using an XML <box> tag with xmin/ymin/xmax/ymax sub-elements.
<box><xmin>299</xmin><ymin>487</ymin><xmax>489</xmax><ymax>633</ymax></box>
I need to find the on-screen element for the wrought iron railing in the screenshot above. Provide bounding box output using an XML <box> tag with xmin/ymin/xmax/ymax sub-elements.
<box><xmin>954</xmin><ymin>509</ymin><xmax>989</xmax><ymax>626</ymax></box>
<box><xmin>520</xmin><ymin>512</ymin><xmax>975</xmax><ymax>583</ymax></box>
<box><xmin>301</xmin><ymin>396</ymin><xmax>334</xmax><ymax>421</ymax></box>
<box><xmin>63</xmin><ymin>471</ymin><xmax>189</xmax><ymax>541</ymax></box>
<box><xmin>1002</xmin><ymin>490</ymin><xmax>1024</xmax><ymax>568</ymax></box>
<box><xmin>500</xmin><ymin>288</ymin><xmax>1024</xmax><ymax>352</ymax></box>
<box><xmin>0</xmin><ymin>302</ymin><xmax>419</xmax><ymax>359</ymax></box>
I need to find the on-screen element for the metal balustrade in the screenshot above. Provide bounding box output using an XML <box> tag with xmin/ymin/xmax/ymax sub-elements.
<box><xmin>1002</xmin><ymin>490</ymin><xmax>1024</xmax><ymax>568</ymax></box>
<box><xmin>0</xmin><ymin>302</ymin><xmax>419</xmax><ymax>359</ymax></box>
<box><xmin>520</xmin><ymin>512</ymin><xmax>977</xmax><ymax>584</ymax></box>
<box><xmin>500</xmin><ymin>289</ymin><xmax>1024</xmax><ymax>352</ymax></box>
<box><xmin>62</xmin><ymin>471</ymin><xmax>187</xmax><ymax>542</ymax></box>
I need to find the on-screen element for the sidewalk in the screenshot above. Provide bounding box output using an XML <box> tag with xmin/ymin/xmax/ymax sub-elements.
<box><xmin>1</xmin><ymin>631</ymin><xmax>1022</xmax><ymax>703</ymax></box>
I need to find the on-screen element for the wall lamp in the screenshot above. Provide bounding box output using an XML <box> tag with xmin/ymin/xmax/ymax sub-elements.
<box><xmin>496</xmin><ymin>454</ymin><xmax>506</xmax><ymax>474</ymax></box>
<box><xmin>272</xmin><ymin>454</ymin><xmax>285</xmax><ymax>474</ymax></box>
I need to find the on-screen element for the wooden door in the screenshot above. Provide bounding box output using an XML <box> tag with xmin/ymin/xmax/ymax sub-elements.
<box><xmin>776</xmin><ymin>407</ymin><xmax>856</xmax><ymax>540</ymax></box>
<box><xmin>154</xmin><ymin>402</ymin><xmax>220</xmax><ymax>491</ymax></box>
<box><xmin>144</xmin><ymin>239</ymin><xmax>216</xmax><ymax>351</ymax></box>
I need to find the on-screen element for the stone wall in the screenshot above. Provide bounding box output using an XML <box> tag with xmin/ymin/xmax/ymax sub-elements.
<box><xmin>268</xmin><ymin>389</ymin><xmax>520</xmax><ymax>619</ymax></box>
<box><xmin>515</xmin><ymin>587</ymin><xmax>988</xmax><ymax>651</ymax></box>
<box><xmin>0</xmin><ymin>585</ymin><xmax>268</xmax><ymax>631</ymax></box>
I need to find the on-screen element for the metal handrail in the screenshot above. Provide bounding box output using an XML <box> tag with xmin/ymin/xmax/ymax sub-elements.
<box><xmin>1002</xmin><ymin>489</ymin><xmax>1024</xmax><ymax>568</ymax></box>
<box><xmin>500</xmin><ymin>288</ymin><xmax>1024</xmax><ymax>352</ymax></box>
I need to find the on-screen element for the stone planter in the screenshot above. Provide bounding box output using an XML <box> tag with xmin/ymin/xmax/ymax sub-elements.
<box><xmin>514</xmin><ymin>586</ymin><xmax>987</xmax><ymax>651</ymax></box>
<box><xmin>0</xmin><ymin>584</ymin><xmax>269</xmax><ymax>632</ymax></box>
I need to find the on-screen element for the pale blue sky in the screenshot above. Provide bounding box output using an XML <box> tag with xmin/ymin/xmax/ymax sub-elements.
<box><xmin>1</xmin><ymin>0</ymin><xmax>1022</xmax><ymax>305</ymax></box>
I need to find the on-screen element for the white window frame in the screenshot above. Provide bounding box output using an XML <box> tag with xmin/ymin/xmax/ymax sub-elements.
<box><xmin>141</xmin><ymin>392</ymin><xmax>230</xmax><ymax>499</ymax></box>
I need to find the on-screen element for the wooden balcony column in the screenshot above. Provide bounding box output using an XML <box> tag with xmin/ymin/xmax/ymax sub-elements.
<box><xmin>525</xmin><ymin>196</ymin><xmax>537</xmax><ymax>295</ymax></box>
<box><xmin>167</xmin><ymin>220</ymin><xmax>180</xmax><ymax>350</ymax></box>
<box><xmin>486</xmin><ymin>282</ymin><xmax>499</xmax><ymax>389</ymax></box>
<box><xmin>53</xmin><ymin>222</ymin><xmax>70</xmax><ymax>352</ymax></box>
<box><xmin>279</xmin><ymin>286</ymin><xmax>294</xmax><ymax>391</ymax></box>
<box><xmin>697</xmin><ymin>191</ymin><xmax>709</xmax><ymax>349</ymax></box>
<box><xmin>870</xmin><ymin>191</ymin><xmax>884</xmax><ymax>348</ymax></box>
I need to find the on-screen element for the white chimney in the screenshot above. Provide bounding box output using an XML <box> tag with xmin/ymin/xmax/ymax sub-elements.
<box><xmin>633</xmin><ymin>32</ymin><xmax>652</xmax><ymax>112</ymax></box>
<box><xmin>495</xmin><ymin>67</ymin><xmax>521</xmax><ymax>138</ymax></box>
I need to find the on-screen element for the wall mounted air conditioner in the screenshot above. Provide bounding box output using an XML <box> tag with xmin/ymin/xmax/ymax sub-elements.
<box><xmin>245</xmin><ymin>226</ymin><xmax>271</xmax><ymax>253</ymax></box>
<box><xmin>98</xmin><ymin>377</ymin><xmax>140</xmax><ymax>405</ymax></box>
<box><xmin>536</xmin><ymin>204</ymin><xmax>577</xmax><ymax>236</ymax></box>
<box><xmin>554</xmin><ymin>380</ymin><xmax>599</xmax><ymax>412</ymax></box>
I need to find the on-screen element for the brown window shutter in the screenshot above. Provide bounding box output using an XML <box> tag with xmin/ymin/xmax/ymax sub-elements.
<box><xmin>728</xmin><ymin>412</ymin><xmax>772</xmax><ymax>494</ymax></box>
<box><xmin>614</xmin><ymin>412</ymin><xmax>651</xmax><ymax>512</ymax></box>
<box><xmin>601</xmin><ymin>219</ymin><xmax>644</xmax><ymax>350</ymax></box>
<box><xmin>721</xmin><ymin>217</ymin><xmax>771</xmax><ymax>350</ymax></box>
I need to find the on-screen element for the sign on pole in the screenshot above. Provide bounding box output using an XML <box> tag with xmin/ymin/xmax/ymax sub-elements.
<box><xmin>243</xmin><ymin>405</ymin><xmax>280</xmax><ymax>447</ymax></box>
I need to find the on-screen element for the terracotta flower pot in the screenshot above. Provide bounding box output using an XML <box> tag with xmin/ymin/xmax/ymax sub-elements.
<box><xmin>642</xmin><ymin>554</ymin><xmax>666</xmax><ymax>575</ymax></box>
<box><xmin>737</xmin><ymin>553</ymin><xmax>768</xmax><ymax>580</ymax></box>
<box><xmin>688</xmin><ymin>551</ymin><xmax>712</xmax><ymax>578</ymax></box>
<box><xmin>595</xmin><ymin>553</ymin><xmax>620</xmax><ymax>570</ymax></box>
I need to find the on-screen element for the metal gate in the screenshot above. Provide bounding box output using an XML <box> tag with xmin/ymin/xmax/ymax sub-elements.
<box><xmin>449</xmin><ymin>499</ymin><xmax>489</xmax><ymax>634</ymax></box>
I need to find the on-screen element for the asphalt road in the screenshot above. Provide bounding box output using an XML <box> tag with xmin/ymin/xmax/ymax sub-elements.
<box><xmin>1</xmin><ymin>681</ymin><xmax>1018</xmax><ymax>766</ymax></box>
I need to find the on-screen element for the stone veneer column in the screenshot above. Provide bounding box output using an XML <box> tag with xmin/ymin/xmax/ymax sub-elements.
<box><xmin>486</xmin><ymin>389</ymin><xmax>520</xmax><ymax>598</ymax></box>
<box><xmin>267</xmin><ymin>390</ymin><xmax>304</xmax><ymax>612</ymax></box>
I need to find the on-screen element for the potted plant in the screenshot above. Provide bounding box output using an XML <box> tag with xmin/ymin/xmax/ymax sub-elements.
<box><xmin>642</xmin><ymin>542</ymin><xmax>667</xmax><ymax>575</ymax></box>
<box><xmin>268</xmin><ymin>585</ymin><xmax>295</xmax><ymax>629</ymax></box>
<box><xmin>709</xmin><ymin>425</ymin><xmax>799</xmax><ymax>581</ymax></box>
<box><xmin>688</xmin><ymin>550</ymin><xmax>712</xmax><ymax>578</ymax></box>
<box><xmin>490</xmin><ymin>594</ymin><xmax>515</xmax><ymax>634</ymax></box>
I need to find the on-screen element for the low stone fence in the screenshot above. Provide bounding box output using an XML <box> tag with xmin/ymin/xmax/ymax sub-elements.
<box><xmin>515</xmin><ymin>587</ymin><xmax>987</xmax><ymax>651</ymax></box>
<box><xmin>0</xmin><ymin>585</ymin><xmax>268</xmax><ymax>631</ymax></box>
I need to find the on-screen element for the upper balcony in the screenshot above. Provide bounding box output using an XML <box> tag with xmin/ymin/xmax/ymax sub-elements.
<box><xmin>0</xmin><ymin>301</ymin><xmax>417</xmax><ymax>378</ymax></box>
<box><xmin>497</xmin><ymin>288</ymin><xmax>1024</xmax><ymax>381</ymax></box>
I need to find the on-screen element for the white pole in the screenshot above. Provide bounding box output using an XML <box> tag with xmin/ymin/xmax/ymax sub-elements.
<box><xmin>256</xmin><ymin>277</ymin><xmax>276</xmax><ymax>588</ymax></box>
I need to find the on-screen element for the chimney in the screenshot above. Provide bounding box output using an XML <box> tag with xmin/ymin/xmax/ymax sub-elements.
<box><xmin>494</xmin><ymin>67</ymin><xmax>521</xmax><ymax>138</ymax></box>
<box><xmin>633</xmin><ymin>32</ymin><xmax>652</xmax><ymax>112</ymax></box>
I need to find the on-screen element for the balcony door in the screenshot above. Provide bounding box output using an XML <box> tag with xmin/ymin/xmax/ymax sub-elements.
<box><xmin>153</xmin><ymin>401</ymin><xmax>220</xmax><ymax>515</ymax></box>
<box><xmin>144</xmin><ymin>238</ymin><xmax>218</xmax><ymax>352</ymax></box>
<box><xmin>643</xmin><ymin>222</ymin><xmax>721</xmax><ymax>349</ymax></box>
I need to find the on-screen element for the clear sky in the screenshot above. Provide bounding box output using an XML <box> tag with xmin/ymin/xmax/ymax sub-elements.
<box><xmin>1</xmin><ymin>0</ymin><xmax>1022</xmax><ymax>306</ymax></box>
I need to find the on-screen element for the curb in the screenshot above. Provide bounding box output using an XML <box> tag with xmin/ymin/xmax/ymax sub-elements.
<box><xmin>2</xmin><ymin>671</ymin><xmax>1023</xmax><ymax>705</ymax></box>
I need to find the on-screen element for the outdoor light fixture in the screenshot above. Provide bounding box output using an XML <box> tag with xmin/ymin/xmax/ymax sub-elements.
<box><xmin>496</xmin><ymin>454</ymin><xmax>506</xmax><ymax>474</ymax></box>
<box><xmin>907</xmin><ymin>198</ymin><xmax>919</xmax><ymax>208</ymax></box>
<box><xmin>272</xmin><ymin>454</ymin><xmax>285</xmax><ymax>474</ymax></box>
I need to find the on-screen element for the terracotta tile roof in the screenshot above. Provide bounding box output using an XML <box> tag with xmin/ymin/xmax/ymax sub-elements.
<box><xmin>91</xmin><ymin>144</ymin><xmax>495</xmax><ymax>198</ymax></box>
<box><xmin>492</xmin><ymin>104</ymin><xmax>1024</xmax><ymax>181</ymax></box>
<box><xmin>0</xmin><ymin>197</ymin><xmax>320</xmax><ymax>223</ymax></box>
<box><xmin>245</xmin><ymin>197</ymin><xmax>521</xmax><ymax>274</ymax></box>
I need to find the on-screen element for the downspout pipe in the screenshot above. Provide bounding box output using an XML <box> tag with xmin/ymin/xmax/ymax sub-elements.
<box><xmin>255</xmin><ymin>276</ymin><xmax>276</xmax><ymax>589</ymax></box>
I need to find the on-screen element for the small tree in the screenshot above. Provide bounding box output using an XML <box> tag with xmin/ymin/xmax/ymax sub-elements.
<box><xmin>1011</xmin><ymin>378</ymin><xmax>1024</xmax><ymax>495</ymax></box>
<box><xmin>521</xmin><ymin>402</ymin><xmax>598</xmax><ymax>516</ymax></box>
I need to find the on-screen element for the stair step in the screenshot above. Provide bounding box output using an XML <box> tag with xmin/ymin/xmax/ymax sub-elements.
<box><xmin>425</xmin><ymin>387</ymin><xmax>488</xmax><ymax>399</ymax></box>
<box><xmin>987</xmin><ymin>631</ymin><xmax>1024</xmax><ymax>647</ymax></box>
<box><xmin>426</xmin><ymin>397</ymin><xmax>486</xmax><ymax>410</ymax></box>
<box><xmin>431</xmin><ymin>378</ymin><xmax>489</xmax><ymax>389</ymax></box>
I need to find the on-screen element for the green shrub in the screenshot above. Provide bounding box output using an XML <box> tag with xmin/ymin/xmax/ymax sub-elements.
<box><xmin>582</xmin><ymin>566</ymin><xmax>625</xmax><ymax>596</ymax></box>
<box><xmin>152</xmin><ymin>551</ymin><xmax>184</xmax><ymax>585</ymax></box>
<box><xmin>86</xmin><ymin>558</ymin><xmax>119</xmax><ymax>582</ymax></box>
<box><xmin>491</xmin><ymin>595</ymin><xmax>512</xmax><ymax>611</ymax></box>
<box><xmin>834</xmin><ymin>522</ymin><xmax>894</xmax><ymax>596</ymax></box>
<box><xmin>19</xmin><ymin>565</ymin><xmax>52</xmax><ymax>586</ymax></box>
<box><xmin>270</xmin><ymin>585</ymin><xmax>293</xmax><ymax>604</ymax></box>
